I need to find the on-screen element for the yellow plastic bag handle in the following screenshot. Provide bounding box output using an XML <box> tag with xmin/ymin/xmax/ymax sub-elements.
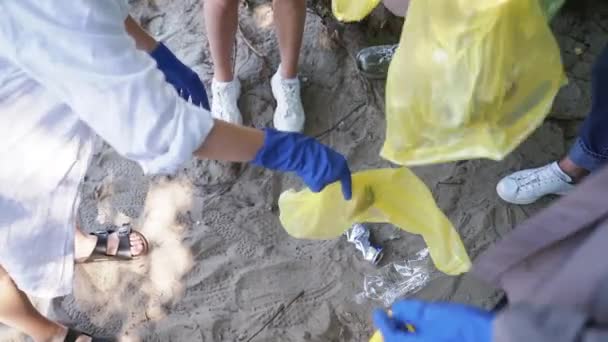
<box><xmin>278</xmin><ymin>168</ymin><xmax>471</xmax><ymax>276</ymax></box>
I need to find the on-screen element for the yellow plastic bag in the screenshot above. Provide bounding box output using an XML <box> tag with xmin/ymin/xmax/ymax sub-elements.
<box><xmin>332</xmin><ymin>0</ymin><xmax>381</xmax><ymax>22</ymax></box>
<box><xmin>278</xmin><ymin>168</ymin><xmax>471</xmax><ymax>276</ymax></box>
<box><xmin>379</xmin><ymin>0</ymin><xmax>565</xmax><ymax>165</ymax></box>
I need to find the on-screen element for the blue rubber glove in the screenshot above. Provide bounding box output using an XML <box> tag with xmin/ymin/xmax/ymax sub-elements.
<box><xmin>373</xmin><ymin>300</ymin><xmax>494</xmax><ymax>342</ymax></box>
<box><xmin>252</xmin><ymin>129</ymin><xmax>352</xmax><ymax>200</ymax></box>
<box><xmin>150</xmin><ymin>43</ymin><xmax>210</xmax><ymax>110</ymax></box>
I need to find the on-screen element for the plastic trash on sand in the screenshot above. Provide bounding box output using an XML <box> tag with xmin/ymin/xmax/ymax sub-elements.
<box><xmin>356</xmin><ymin>45</ymin><xmax>398</xmax><ymax>80</ymax></box>
<box><xmin>278</xmin><ymin>168</ymin><xmax>471</xmax><ymax>276</ymax></box>
<box><xmin>356</xmin><ymin>248</ymin><xmax>434</xmax><ymax>342</ymax></box>
<box><xmin>360</xmin><ymin>248</ymin><xmax>434</xmax><ymax>307</ymax></box>
<box><xmin>346</xmin><ymin>224</ymin><xmax>384</xmax><ymax>265</ymax></box>
<box><xmin>333</xmin><ymin>0</ymin><xmax>565</xmax><ymax>165</ymax></box>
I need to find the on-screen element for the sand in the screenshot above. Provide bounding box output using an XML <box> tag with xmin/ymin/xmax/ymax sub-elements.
<box><xmin>1</xmin><ymin>0</ymin><xmax>607</xmax><ymax>341</ymax></box>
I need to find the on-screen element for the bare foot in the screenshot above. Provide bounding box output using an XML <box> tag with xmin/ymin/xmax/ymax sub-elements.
<box><xmin>74</xmin><ymin>227</ymin><xmax>147</xmax><ymax>262</ymax></box>
<box><xmin>558</xmin><ymin>156</ymin><xmax>590</xmax><ymax>183</ymax></box>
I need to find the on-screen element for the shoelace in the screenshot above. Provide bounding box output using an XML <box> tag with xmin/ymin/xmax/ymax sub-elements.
<box><xmin>280</xmin><ymin>80</ymin><xmax>301</xmax><ymax>118</ymax></box>
<box><xmin>518</xmin><ymin>166</ymin><xmax>561</xmax><ymax>191</ymax></box>
<box><xmin>214</xmin><ymin>83</ymin><xmax>236</xmax><ymax>117</ymax></box>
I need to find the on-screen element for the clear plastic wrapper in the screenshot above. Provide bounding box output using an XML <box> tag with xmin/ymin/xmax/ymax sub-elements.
<box><xmin>360</xmin><ymin>248</ymin><xmax>436</xmax><ymax>307</ymax></box>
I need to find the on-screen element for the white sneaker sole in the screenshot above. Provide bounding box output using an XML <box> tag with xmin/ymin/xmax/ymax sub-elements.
<box><xmin>496</xmin><ymin>182</ymin><xmax>572</xmax><ymax>205</ymax></box>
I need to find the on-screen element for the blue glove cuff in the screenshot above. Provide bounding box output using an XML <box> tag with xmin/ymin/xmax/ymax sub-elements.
<box><xmin>150</xmin><ymin>42</ymin><xmax>179</xmax><ymax>70</ymax></box>
<box><xmin>251</xmin><ymin>128</ymin><xmax>309</xmax><ymax>172</ymax></box>
<box><xmin>149</xmin><ymin>42</ymin><xmax>211</xmax><ymax>110</ymax></box>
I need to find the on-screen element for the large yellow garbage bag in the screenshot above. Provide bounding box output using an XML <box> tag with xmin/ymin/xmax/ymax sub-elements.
<box><xmin>380</xmin><ymin>0</ymin><xmax>565</xmax><ymax>165</ymax></box>
<box><xmin>278</xmin><ymin>168</ymin><xmax>471</xmax><ymax>275</ymax></box>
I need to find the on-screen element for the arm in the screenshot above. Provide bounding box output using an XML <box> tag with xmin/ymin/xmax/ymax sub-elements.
<box><xmin>1</xmin><ymin>0</ymin><xmax>350</xmax><ymax>197</ymax></box>
<box><xmin>124</xmin><ymin>15</ymin><xmax>210</xmax><ymax>109</ymax></box>
<box><xmin>4</xmin><ymin>0</ymin><xmax>212</xmax><ymax>174</ymax></box>
<box><xmin>194</xmin><ymin>120</ymin><xmax>263</xmax><ymax>161</ymax></box>
<box><xmin>124</xmin><ymin>15</ymin><xmax>158</xmax><ymax>53</ymax></box>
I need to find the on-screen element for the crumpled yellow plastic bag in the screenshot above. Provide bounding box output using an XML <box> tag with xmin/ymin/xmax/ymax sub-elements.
<box><xmin>332</xmin><ymin>0</ymin><xmax>565</xmax><ymax>165</ymax></box>
<box><xmin>332</xmin><ymin>0</ymin><xmax>381</xmax><ymax>22</ymax></box>
<box><xmin>381</xmin><ymin>0</ymin><xmax>565</xmax><ymax>165</ymax></box>
<box><xmin>278</xmin><ymin>168</ymin><xmax>471</xmax><ymax>276</ymax></box>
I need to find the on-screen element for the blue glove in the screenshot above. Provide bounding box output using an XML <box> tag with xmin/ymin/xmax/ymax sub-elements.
<box><xmin>373</xmin><ymin>300</ymin><xmax>494</xmax><ymax>342</ymax></box>
<box><xmin>150</xmin><ymin>43</ymin><xmax>210</xmax><ymax>110</ymax></box>
<box><xmin>252</xmin><ymin>129</ymin><xmax>352</xmax><ymax>200</ymax></box>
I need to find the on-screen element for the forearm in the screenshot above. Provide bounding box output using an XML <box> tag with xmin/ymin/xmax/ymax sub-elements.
<box><xmin>124</xmin><ymin>15</ymin><xmax>158</xmax><ymax>52</ymax></box>
<box><xmin>194</xmin><ymin>120</ymin><xmax>264</xmax><ymax>162</ymax></box>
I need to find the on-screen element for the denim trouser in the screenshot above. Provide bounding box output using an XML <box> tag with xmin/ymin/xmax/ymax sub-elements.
<box><xmin>568</xmin><ymin>44</ymin><xmax>608</xmax><ymax>172</ymax></box>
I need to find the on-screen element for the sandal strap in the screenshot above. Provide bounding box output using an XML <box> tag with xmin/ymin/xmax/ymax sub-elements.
<box><xmin>64</xmin><ymin>328</ymin><xmax>115</xmax><ymax>342</ymax></box>
<box><xmin>92</xmin><ymin>231</ymin><xmax>111</xmax><ymax>256</ymax></box>
<box><xmin>89</xmin><ymin>224</ymin><xmax>134</xmax><ymax>261</ymax></box>
<box><xmin>116</xmin><ymin>224</ymin><xmax>133</xmax><ymax>259</ymax></box>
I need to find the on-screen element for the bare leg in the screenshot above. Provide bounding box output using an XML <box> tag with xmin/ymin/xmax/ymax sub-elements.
<box><xmin>559</xmin><ymin>156</ymin><xmax>590</xmax><ymax>182</ymax></box>
<box><xmin>0</xmin><ymin>226</ymin><xmax>145</xmax><ymax>342</ymax></box>
<box><xmin>0</xmin><ymin>265</ymin><xmax>73</xmax><ymax>342</ymax></box>
<box><xmin>204</xmin><ymin>0</ymin><xmax>239</xmax><ymax>82</ymax></box>
<box><xmin>273</xmin><ymin>0</ymin><xmax>306</xmax><ymax>78</ymax></box>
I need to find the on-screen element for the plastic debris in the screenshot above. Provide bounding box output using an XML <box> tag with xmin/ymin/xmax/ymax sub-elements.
<box><xmin>355</xmin><ymin>44</ymin><xmax>398</xmax><ymax>80</ymax></box>
<box><xmin>345</xmin><ymin>223</ymin><xmax>384</xmax><ymax>265</ymax></box>
<box><xmin>360</xmin><ymin>248</ymin><xmax>436</xmax><ymax>307</ymax></box>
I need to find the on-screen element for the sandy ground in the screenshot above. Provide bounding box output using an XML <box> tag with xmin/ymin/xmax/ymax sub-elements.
<box><xmin>2</xmin><ymin>0</ymin><xmax>608</xmax><ymax>341</ymax></box>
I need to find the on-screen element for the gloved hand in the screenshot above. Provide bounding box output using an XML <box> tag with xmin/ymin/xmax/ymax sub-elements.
<box><xmin>150</xmin><ymin>43</ymin><xmax>210</xmax><ymax>110</ymax></box>
<box><xmin>252</xmin><ymin>129</ymin><xmax>352</xmax><ymax>200</ymax></box>
<box><xmin>373</xmin><ymin>300</ymin><xmax>494</xmax><ymax>342</ymax></box>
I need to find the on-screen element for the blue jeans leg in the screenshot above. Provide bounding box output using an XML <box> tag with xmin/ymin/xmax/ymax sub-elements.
<box><xmin>568</xmin><ymin>44</ymin><xmax>608</xmax><ymax>172</ymax></box>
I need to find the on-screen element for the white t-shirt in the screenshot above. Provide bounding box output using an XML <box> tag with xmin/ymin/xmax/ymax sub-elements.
<box><xmin>0</xmin><ymin>0</ymin><xmax>214</xmax><ymax>297</ymax></box>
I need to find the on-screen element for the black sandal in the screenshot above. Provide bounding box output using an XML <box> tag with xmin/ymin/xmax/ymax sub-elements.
<box><xmin>85</xmin><ymin>224</ymin><xmax>149</xmax><ymax>262</ymax></box>
<box><xmin>64</xmin><ymin>328</ymin><xmax>115</xmax><ymax>342</ymax></box>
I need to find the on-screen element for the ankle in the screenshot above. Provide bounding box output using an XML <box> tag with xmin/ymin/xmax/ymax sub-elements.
<box><xmin>74</xmin><ymin>233</ymin><xmax>97</xmax><ymax>262</ymax></box>
<box><xmin>213</xmin><ymin>71</ymin><xmax>234</xmax><ymax>83</ymax></box>
<box><xmin>278</xmin><ymin>64</ymin><xmax>298</xmax><ymax>80</ymax></box>
<box><xmin>558</xmin><ymin>157</ymin><xmax>589</xmax><ymax>183</ymax></box>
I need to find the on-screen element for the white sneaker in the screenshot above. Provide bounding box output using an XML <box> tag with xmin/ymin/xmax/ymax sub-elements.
<box><xmin>211</xmin><ymin>78</ymin><xmax>243</xmax><ymax>125</ymax></box>
<box><xmin>496</xmin><ymin>162</ymin><xmax>575</xmax><ymax>205</ymax></box>
<box><xmin>271</xmin><ymin>68</ymin><xmax>305</xmax><ymax>132</ymax></box>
